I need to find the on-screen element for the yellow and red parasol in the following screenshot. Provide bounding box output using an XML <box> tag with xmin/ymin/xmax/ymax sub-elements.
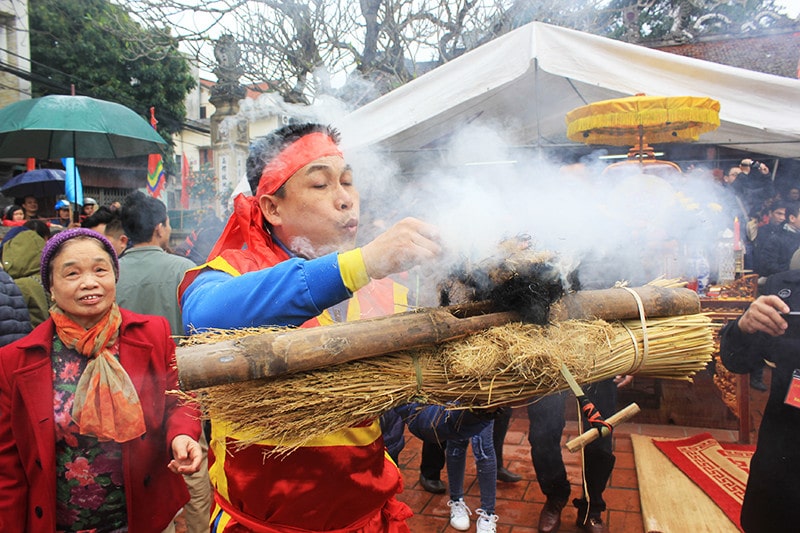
<box><xmin>566</xmin><ymin>94</ymin><xmax>720</xmax><ymax>148</ymax></box>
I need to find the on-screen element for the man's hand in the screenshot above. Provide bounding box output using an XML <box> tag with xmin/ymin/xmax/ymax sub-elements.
<box><xmin>361</xmin><ymin>217</ymin><xmax>441</xmax><ymax>279</ymax></box>
<box><xmin>168</xmin><ymin>434</ymin><xmax>202</xmax><ymax>475</ymax></box>
<box><xmin>738</xmin><ymin>295</ymin><xmax>789</xmax><ymax>337</ymax></box>
<box><xmin>614</xmin><ymin>375</ymin><xmax>633</xmax><ymax>388</ymax></box>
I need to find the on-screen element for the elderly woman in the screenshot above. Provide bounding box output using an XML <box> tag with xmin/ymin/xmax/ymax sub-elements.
<box><xmin>0</xmin><ymin>228</ymin><xmax>202</xmax><ymax>532</ymax></box>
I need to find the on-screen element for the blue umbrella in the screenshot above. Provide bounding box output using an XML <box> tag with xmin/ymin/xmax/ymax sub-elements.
<box><xmin>0</xmin><ymin>168</ymin><xmax>65</xmax><ymax>199</ymax></box>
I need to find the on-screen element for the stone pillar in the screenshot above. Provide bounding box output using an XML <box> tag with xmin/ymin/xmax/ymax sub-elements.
<box><xmin>209</xmin><ymin>34</ymin><xmax>248</xmax><ymax>215</ymax></box>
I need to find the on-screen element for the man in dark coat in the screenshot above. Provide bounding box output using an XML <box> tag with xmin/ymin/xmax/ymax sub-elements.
<box><xmin>755</xmin><ymin>200</ymin><xmax>800</xmax><ymax>277</ymax></box>
<box><xmin>719</xmin><ymin>269</ymin><xmax>800</xmax><ymax>532</ymax></box>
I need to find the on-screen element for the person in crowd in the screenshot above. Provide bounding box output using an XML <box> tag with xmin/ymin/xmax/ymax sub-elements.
<box><xmin>108</xmin><ymin>200</ymin><xmax>122</xmax><ymax>212</ymax></box>
<box><xmin>493</xmin><ymin>407</ymin><xmax>522</xmax><ymax>482</ymax></box>
<box><xmin>755</xmin><ymin>200</ymin><xmax>800</xmax><ymax>277</ymax></box>
<box><xmin>117</xmin><ymin>191</ymin><xmax>211</xmax><ymax>533</ymax></box>
<box><xmin>173</xmin><ymin>211</ymin><xmax>226</xmax><ymax>266</ymax></box>
<box><xmin>24</xmin><ymin>219</ymin><xmax>51</xmax><ymax>241</ymax></box>
<box><xmin>179</xmin><ymin>123</ymin><xmax>441</xmax><ymax>532</ymax></box>
<box><xmin>414</xmin><ymin>407</ymin><xmax>520</xmax><ymax>496</ymax></box>
<box><xmin>2</xmin><ymin>205</ymin><xmax>25</xmax><ymax>227</ymax></box>
<box><xmin>118</xmin><ymin>191</ymin><xmax>196</xmax><ymax>337</ymax></box>
<box><xmin>444</xmin><ymin>418</ymin><xmax>498</xmax><ymax>533</ymax></box>
<box><xmin>0</xmin><ymin>228</ymin><xmax>202</xmax><ymax>532</ymax></box>
<box><xmin>395</xmin><ymin>404</ymin><xmax>499</xmax><ymax>533</ymax></box>
<box><xmin>1</xmin><ymin>226</ymin><xmax>50</xmax><ymax>326</ymax></box>
<box><xmin>19</xmin><ymin>195</ymin><xmax>39</xmax><ymax>220</ymax></box>
<box><xmin>50</xmin><ymin>199</ymin><xmax>72</xmax><ymax>228</ymax></box>
<box><xmin>719</xmin><ymin>269</ymin><xmax>800</xmax><ymax>532</ymax></box>
<box><xmin>734</xmin><ymin>159</ymin><xmax>774</xmax><ymax>220</ymax></box>
<box><xmin>0</xmin><ymin>267</ymin><xmax>31</xmax><ymax>346</ymax></box>
<box><xmin>754</xmin><ymin>201</ymin><xmax>787</xmax><ymax>277</ymax></box>
<box><xmin>527</xmin><ymin>377</ymin><xmax>624</xmax><ymax>533</ymax></box>
<box><xmin>418</xmin><ymin>441</ymin><xmax>448</xmax><ymax>493</ymax></box>
<box><xmin>82</xmin><ymin>205</ymin><xmax>129</xmax><ymax>257</ymax></box>
<box><xmin>81</xmin><ymin>197</ymin><xmax>98</xmax><ymax>219</ymax></box>
<box><xmin>723</xmin><ymin>166</ymin><xmax>741</xmax><ymax>187</ymax></box>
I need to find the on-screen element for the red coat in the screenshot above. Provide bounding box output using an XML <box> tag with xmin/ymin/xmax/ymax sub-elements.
<box><xmin>0</xmin><ymin>309</ymin><xmax>201</xmax><ymax>533</ymax></box>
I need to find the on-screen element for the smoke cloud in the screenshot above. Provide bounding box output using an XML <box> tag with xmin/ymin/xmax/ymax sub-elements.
<box><xmin>345</xmin><ymin>123</ymin><xmax>734</xmax><ymax>291</ymax></box>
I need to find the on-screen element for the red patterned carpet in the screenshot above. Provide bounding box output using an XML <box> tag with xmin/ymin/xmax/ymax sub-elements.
<box><xmin>652</xmin><ymin>433</ymin><xmax>753</xmax><ymax>530</ymax></box>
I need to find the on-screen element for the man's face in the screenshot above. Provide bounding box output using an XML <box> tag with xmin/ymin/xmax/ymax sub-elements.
<box><xmin>789</xmin><ymin>213</ymin><xmax>800</xmax><ymax>231</ymax></box>
<box><xmin>260</xmin><ymin>154</ymin><xmax>359</xmax><ymax>259</ymax></box>
<box><xmin>58</xmin><ymin>207</ymin><xmax>70</xmax><ymax>220</ymax></box>
<box><xmin>157</xmin><ymin>217</ymin><xmax>172</xmax><ymax>250</ymax></box>
<box><xmin>83</xmin><ymin>203</ymin><xmax>96</xmax><ymax>215</ymax></box>
<box><xmin>724</xmin><ymin>169</ymin><xmax>740</xmax><ymax>184</ymax></box>
<box><xmin>22</xmin><ymin>196</ymin><xmax>38</xmax><ymax>215</ymax></box>
<box><xmin>770</xmin><ymin>208</ymin><xmax>786</xmax><ymax>225</ymax></box>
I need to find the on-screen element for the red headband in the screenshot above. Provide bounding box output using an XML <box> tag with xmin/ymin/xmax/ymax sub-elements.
<box><xmin>256</xmin><ymin>132</ymin><xmax>343</xmax><ymax>196</ymax></box>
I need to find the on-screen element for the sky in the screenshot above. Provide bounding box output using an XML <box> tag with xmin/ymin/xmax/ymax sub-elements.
<box><xmin>777</xmin><ymin>0</ymin><xmax>800</xmax><ymax>17</ymax></box>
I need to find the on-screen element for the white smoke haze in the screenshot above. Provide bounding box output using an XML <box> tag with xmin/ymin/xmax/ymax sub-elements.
<box><xmin>346</xmin><ymin>122</ymin><xmax>734</xmax><ymax>291</ymax></box>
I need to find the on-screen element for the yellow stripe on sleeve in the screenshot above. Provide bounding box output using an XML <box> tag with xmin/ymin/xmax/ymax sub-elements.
<box><xmin>338</xmin><ymin>248</ymin><xmax>370</xmax><ymax>292</ymax></box>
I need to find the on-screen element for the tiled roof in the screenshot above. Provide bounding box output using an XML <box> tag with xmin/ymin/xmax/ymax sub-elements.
<box><xmin>650</xmin><ymin>30</ymin><xmax>800</xmax><ymax>79</ymax></box>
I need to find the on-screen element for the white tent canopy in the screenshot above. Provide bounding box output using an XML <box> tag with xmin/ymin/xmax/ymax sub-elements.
<box><xmin>335</xmin><ymin>22</ymin><xmax>800</xmax><ymax>163</ymax></box>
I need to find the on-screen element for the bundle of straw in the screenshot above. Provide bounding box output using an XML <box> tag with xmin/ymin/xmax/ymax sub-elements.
<box><xmin>181</xmin><ymin>313</ymin><xmax>713</xmax><ymax>452</ymax></box>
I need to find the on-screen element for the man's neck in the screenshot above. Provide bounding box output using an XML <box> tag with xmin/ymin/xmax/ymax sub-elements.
<box><xmin>132</xmin><ymin>239</ymin><xmax>165</xmax><ymax>250</ymax></box>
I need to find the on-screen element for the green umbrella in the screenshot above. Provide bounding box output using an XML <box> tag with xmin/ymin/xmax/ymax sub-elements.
<box><xmin>0</xmin><ymin>95</ymin><xmax>167</xmax><ymax>160</ymax></box>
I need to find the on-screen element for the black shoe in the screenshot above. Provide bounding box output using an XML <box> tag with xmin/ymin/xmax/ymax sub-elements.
<box><xmin>497</xmin><ymin>466</ymin><xmax>522</xmax><ymax>483</ymax></box>
<box><xmin>419</xmin><ymin>473</ymin><xmax>446</xmax><ymax>494</ymax></box>
<box><xmin>750</xmin><ymin>378</ymin><xmax>768</xmax><ymax>392</ymax></box>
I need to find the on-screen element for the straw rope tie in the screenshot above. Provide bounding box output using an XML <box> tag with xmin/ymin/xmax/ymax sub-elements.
<box><xmin>620</xmin><ymin>287</ymin><xmax>649</xmax><ymax>374</ymax></box>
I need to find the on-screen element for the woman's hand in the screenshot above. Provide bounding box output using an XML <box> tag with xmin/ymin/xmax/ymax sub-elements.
<box><xmin>168</xmin><ymin>434</ymin><xmax>202</xmax><ymax>475</ymax></box>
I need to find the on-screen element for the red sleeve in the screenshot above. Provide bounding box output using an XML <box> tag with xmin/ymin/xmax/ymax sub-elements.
<box><xmin>158</xmin><ymin>319</ymin><xmax>201</xmax><ymax>451</ymax></box>
<box><xmin>0</xmin><ymin>350</ymin><xmax>28</xmax><ymax>531</ymax></box>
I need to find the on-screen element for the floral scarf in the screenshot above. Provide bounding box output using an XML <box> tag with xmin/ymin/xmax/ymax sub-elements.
<box><xmin>50</xmin><ymin>303</ymin><xmax>146</xmax><ymax>442</ymax></box>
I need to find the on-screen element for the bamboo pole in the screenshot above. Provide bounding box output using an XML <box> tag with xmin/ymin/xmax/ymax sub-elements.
<box><xmin>177</xmin><ymin>285</ymin><xmax>700</xmax><ymax>391</ymax></box>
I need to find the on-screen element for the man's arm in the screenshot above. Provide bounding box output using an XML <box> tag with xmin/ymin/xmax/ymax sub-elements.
<box><xmin>181</xmin><ymin>253</ymin><xmax>353</xmax><ymax>332</ymax></box>
<box><xmin>719</xmin><ymin>295</ymin><xmax>787</xmax><ymax>374</ymax></box>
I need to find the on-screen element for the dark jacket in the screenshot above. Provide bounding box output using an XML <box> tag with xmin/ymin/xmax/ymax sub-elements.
<box><xmin>0</xmin><ymin>309</ymin><xmax>201</xmax><ymax>533</ymax></box>
<box><xmin>0</xmin><ymin>270</ymin><xmax>31</xmax><ymax>346</ymax></box>
<box><xmin>754</xmin><ymin>224</ymin><xmax>800</xmax><ymax>277</ymax></box>
<box><xmin>1</xmin><ymin>229</ymin><xmax>49</xmax><ymax>326</ymax></box>
<box><xmin>753</xmin><ymin>222</ymin><xmax>784</xmax><ymax>275</ymax></box>
<box><xmin>720</xmin><ymin>270</ymin><xmax>800</xmax><ymax>532</ymax></box>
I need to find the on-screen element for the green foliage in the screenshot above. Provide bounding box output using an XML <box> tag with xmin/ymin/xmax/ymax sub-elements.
<box><xmin>185</xmin><ymin>163</ymin><xmax>218</xmax><ymax>205</ymax></box>
<box><xmin>29</xmin><ymin>0</ymin><xmax>195</xmax><ymax>144</ymax></box>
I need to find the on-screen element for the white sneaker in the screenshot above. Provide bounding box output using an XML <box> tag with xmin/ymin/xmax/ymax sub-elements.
<box><xmin>476</xmin><ymin>509</ymin><xmax>498</xmax><ymax>533</ymax></box>
<box><xmin>447</xmin><ymin>498</ymin><xmax>471</xmax><ymax>530</ymax></box>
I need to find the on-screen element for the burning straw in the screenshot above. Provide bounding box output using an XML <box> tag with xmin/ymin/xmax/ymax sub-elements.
<box><xmin>179</xmin><ymin>313</ymin><xmax>713</xmax><ymax>453</ymax></box>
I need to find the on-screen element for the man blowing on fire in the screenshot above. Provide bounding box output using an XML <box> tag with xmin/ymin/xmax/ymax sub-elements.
<box><xmin>179</xmin><ymin>123</ymin><xmax>442</xmax><ymax>532</ymax></box>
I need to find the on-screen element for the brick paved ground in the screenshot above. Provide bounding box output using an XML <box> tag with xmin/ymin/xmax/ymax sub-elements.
<box><xmin>395</xmin><ymin>410</ymin><xmax>739</xmax><ymax>533</ymax></box>
<box><xmin>175</xmin><ymin>410</ymin><xmax>741</xmax><ymax>533</ymax></box>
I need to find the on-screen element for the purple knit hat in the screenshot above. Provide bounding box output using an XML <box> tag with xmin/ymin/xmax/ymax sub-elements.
<box><xmin>40</xmin><ymin>228</ymin><xmax>120</xmax><ymax>293</ymax></box>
